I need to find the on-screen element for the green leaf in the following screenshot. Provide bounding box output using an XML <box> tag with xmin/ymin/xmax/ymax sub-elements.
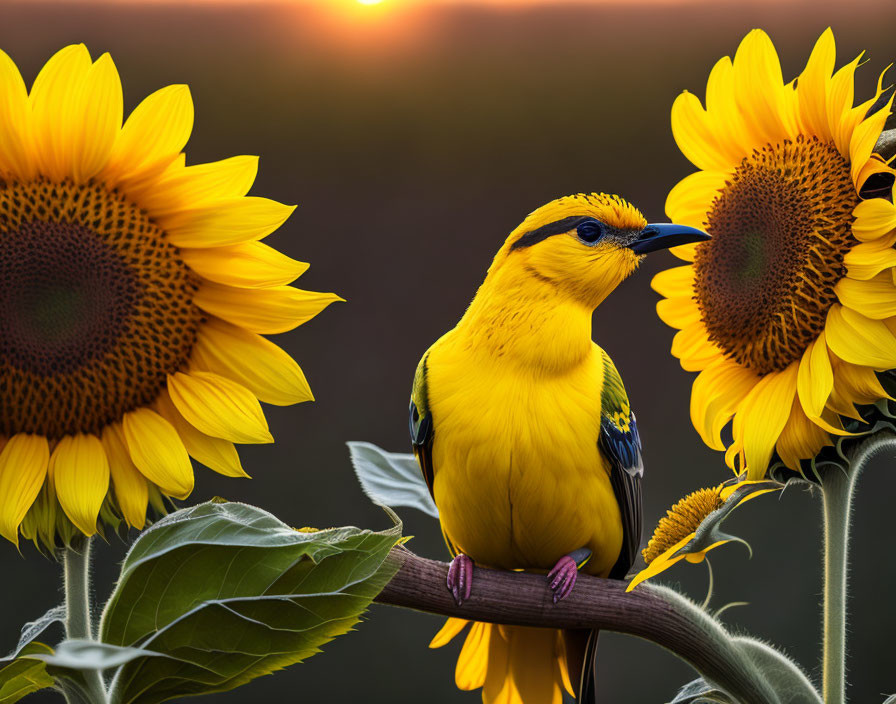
<box><xmin>0</xmin><ymin>643</ymin><xmax>55</xmax><ymax>704</ymax></box>
<box><xmin>347</xmin><ymin>441</ymin><xmax>439</xmax><ymax>518</ymax></box>
<box><xmin>0</xmin><ymin>605</ymin><xmax>66</xmax><ymax>703</ymax></box>
<box><xmin>100</xmin><ymin>500</ymin><xmax>402</xmax><ymax>704</ymax></box>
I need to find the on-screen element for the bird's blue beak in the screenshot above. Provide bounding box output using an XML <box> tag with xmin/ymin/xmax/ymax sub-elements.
<box><xmin>629</xmin><ymin>223</ymin><xmax>710</xmax><ymax>255</ymax></box>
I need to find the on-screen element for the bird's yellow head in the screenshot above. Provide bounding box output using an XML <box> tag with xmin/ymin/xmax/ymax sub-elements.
<box><xmin>494</xmin><ymin>193</ymin><xmax>709</xmax><ymax>309</ymax></box>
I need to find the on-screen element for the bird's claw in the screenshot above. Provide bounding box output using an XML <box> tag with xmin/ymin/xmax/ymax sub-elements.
<box><xmin>547</xmin><ymin>555</ymin><xmax>578</xmax><ymax>604</ymax></box>
<box><xmin>447</xmin><ymin>553</ymin><xmax>473</xmax><ymax>606</ymax></box>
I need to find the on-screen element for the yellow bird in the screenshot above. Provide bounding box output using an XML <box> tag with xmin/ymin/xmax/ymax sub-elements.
<box><xmin>408</xmin><ymin>193</ymin><xmax>709</xmax><ymax>703</ymax></box>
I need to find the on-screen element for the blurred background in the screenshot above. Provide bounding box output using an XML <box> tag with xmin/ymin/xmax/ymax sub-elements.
<box><xmin>1</xmin><ymin>0</ymin><xmax>894</xmax><ymax>701</ymax></box>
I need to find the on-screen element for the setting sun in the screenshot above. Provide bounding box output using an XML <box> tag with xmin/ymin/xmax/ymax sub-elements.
<box><xmin>357</xmin><ymin>0</ymin><xmax>383</xmax><ymax>5</ymax></box>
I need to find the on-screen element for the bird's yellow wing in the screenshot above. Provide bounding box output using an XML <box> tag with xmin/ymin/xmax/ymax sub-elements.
<box><xmin>598</xmin><ymin>349</ymin><xmax>643</xmax><ymax>580</ymax></box>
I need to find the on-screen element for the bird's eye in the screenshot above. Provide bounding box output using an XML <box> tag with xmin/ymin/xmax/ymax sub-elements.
<box><xmin>576</xmin><ymin>220</ymin><xmax>605</xmax><ymax>245</ymax></box>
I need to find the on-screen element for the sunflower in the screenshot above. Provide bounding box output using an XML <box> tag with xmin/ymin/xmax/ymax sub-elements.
<box><xmin>0</xmin><ymin>45</ymin><xmax>340</xmax><ymax>550</ymax></box>
<box><xmin>627</xmin><ymin>478</ymin><xmax>781</xmax><ymax>591</ymax></box>
<box><xmin>653</xmin><ymin>28</ymin><xmax>896</xmax><ymax>479</ymax></box>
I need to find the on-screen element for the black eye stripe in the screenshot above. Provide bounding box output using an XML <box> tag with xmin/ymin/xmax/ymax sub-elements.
<box><xmin>510</xmin><ymin>216</ymin><xmax>593</xmax><ymax>251</ymax></box>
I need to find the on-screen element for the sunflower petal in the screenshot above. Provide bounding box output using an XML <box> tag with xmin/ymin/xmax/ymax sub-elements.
<box><xmin>163</xmin><ymin>197</ymin><xmax>296</xmax><ymax>248</ymax></box>
<box><xmin>825</xmin><ymin>304</ymin><xmax>896</xmax><ymax>368</ymax></box>
<box><xmin>0</xmin><ymin>49</ymin><xmax>35</xmax><ymax>179</ymax></box>
<box><xmin>732</xmin><ymin>30</ymin><xmax>788</xmax><ymax>147</ymax></box>
<box><xmin>456</xmin><ymin>622</ymin><xmax>491</xmax><ymax>690</ymax></box>
<box><xmin>691</xmin><ymin>358</ymin><xmax>759</xmax><ymax>451</ymax></box>
<box><xmin>429</xmin><ymin>618</ymin><xmax>470</xmax><ymax>649</ymax></box>
<box><xmin>656</xmin><ymin>296</ymin><xmax>702</xmax><ymax>330</ymax></box>
<box><xmin>192</xmin><ymin>317</ymin><xmax>313</xmax><ymax>405</ymax></box>
<box><xmin>51</xmin><ymin>434</ymin><xmax>109</xmax><ymax>537</ymax></box>
<box><xmin>167</xmin><ymin>371</ymin><xmax>273</xmax><ymax>445</ymax></box>
<box><xmin>651</xmin><ymin>265</ymin><xmax>695</xmax><ymax>298</ymax></box>
<box><xmin>155</xmin><ymin>389</ymin><xmax>248</xmax><ymax>477</ymax></box>
<box><xmin>671</xmin><ymin>323</ymin><xmax>722</xmax><ymax>372</ymax></box>
<box><xmin>736</xmin><ymin>362</ymin><xmax>798</xmax><ymax>479</ymax></box>
<box><xmin>797</xmin><ymin>28</ymin><xmax>835</xmax><ymax>141</ymax></box>
<box><xmin>194</xmin><ymin>282</ymin><xmax>343</xmax><ymax>335</ymax></box>
<box><xmin>0</xmin><ymin>435</ymin><xmax>49</xmax><ymax>544</ymax></box>
<box><xmin>104</xmin><ymin>84</ymin><xmax>193</xmax><ymax>183</ymax></box>
<box><xmin>777</xmin><ymin>400</ymin><xmax>832</xmax><ymax>470</ymax></box>
<box><xmin>134</xmin><ymin>155</ymin><xmax>259</xmax><ymax>217</ymax></box>
<box><xmin>181</xmin><ymin>241</ymin><xmax>309</xmax><ymax>289</ymax></box>
<box><xmin>665</xmin><ymin>170</ymin><xmax>727</xmax><ymax>229</ymax></box>
<box><xmin>100</xmin><ymin>424</ymin><xmax>148</xmax><ymax>530</ymax></box>
<box><xmin>29</xmin><ymin>44</ymin><xmax>92</xmax><ymax>180</ymax></box>
<box><xmin>843</xmin><ymin>234</ymin><xmax>896</xmax><ymax>280</ymax></box>
<box><xmin>835</xmin><ymin>274</ymin><xmax>896</xmax><ymax>319</ymax></box>
<box><xmin>670</xmin><ymin>92</ymin><xmax>730</xmax><ymax>172</ymax></box>
<box><xmin>73</xmin><ymin>53</ymin><xmax>123</xmax><ymax>182</ymax></box>
<box><xmin>796</xmin><ymin>331</ymin><xmax>834</xmax><ymax>420</ymax></box>
<box><xmin>852</xmin><ymin>198</ymin><xmax>896</xmax><ymax>242</ymax></box>
<box><xmin>122</xmin><ymin>408</ymin><xmax>194</xmax><ymax>500</ymax></box>
<box><xmin>849</xmin><ymin>96</ymin><xmax>893</xmax><ymax>187</ymax></box>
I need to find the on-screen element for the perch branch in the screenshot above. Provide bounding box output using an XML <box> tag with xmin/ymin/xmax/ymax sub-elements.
<box><xmin>374</xmin><ymin>548</ymin><xmax>780</xmax><ymax>704</ymax></box>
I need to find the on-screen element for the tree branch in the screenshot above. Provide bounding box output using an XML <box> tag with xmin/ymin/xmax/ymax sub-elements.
<box><xmin>374</xmin><ymin>548</ymin><xmax>781</xmax><ymax>704</ymax></box>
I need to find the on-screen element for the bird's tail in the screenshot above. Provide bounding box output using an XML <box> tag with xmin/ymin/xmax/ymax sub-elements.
<box><xmin>430</xmin><ymin>618</ymin><xmax>576</xmax><ymax>704</ymax></box>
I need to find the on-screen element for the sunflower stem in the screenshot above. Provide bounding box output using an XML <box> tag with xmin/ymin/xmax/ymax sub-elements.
<box><xmin>63</xmin><ymin>539</ymin><xmax>109</xmax><ymax>704</ymax></box>
<box><xmin>819</xmin><ymin>431</ymin><xmax>896</xmax><ymax>704</ymax></box>
<box><xmin>820</xmin><ymin>467</ymin><xmax>854</xmax><ymax>704</ymax></box>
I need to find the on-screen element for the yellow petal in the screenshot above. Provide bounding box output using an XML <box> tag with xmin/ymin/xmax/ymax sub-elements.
<box><xmin>797</xmin><ymin>28</ymin><xmax>835</xmax><ymax>141</ymax></box>
<box><xmin>29</xmin><ymin>44</ymin><xmax>92</xmax><ymax>180</ymax></box>
<box><xmin>826</xmin><ymin>304</ymin><xmax>896</xmax><ymax>369</ymax></box>
<box><xmin>194</xmin><ymin>282</ymin><xmax>343</xmax><ymax>335</ymax></box>
<box><xmin>852</xmin><ymin>198</ymin><xmax>896</xmax><ymax>242</ymax></box>
<box><xmin>155</xmin><ymin>388</ymin><xmax>247</xmax><ymax>478</ymax></box>
<box><xmin>704</xmin><ymin>55</ymin><xmax>752</xmax><ymax>158</ymax></box>
<box><xmin>832</xmin><ymin>357</ymin><xmax>889</xmax><ymax>407</ymax></box>
<box><xmin>651</xmin><ymin>265</ymin><xmax>695</xmax><ymax>298</ymax></box>
<box><xmin>665</xmin><ymin>170</ymin><xmax>728</xmax><ymax>229</ymax></box>
<box><xmin>163</xmin><ymin>197</ymin><xmax>296</xmax><ymax>248</ymax></box>
<box><xmin>104</xmin><ymin>84</ymin><xmax>193</xmax><ymax>184</ymax></box>
<box><xmin>670</xmin><ymin>92</ymin><xmax>730</xmax><ymax>172</ymax></box>
<box><xmin>827</xmin><ymin>54</ymin><xmax>862</xmax><ymax>156</ymax></box>
<box><xmin>777</xmin><ymin>398</ymin><xmax>832</xmax><ymax>470</ymax></box>
<box><xmin>133</xmin><ymin>155</ymin><xmax>258</xmax><ymax>217</ymax></box>
<box><xmin>429</xmin><ymin>618</ymin><xmax>470</xmax><ymax>649</ymax></box>
<box><xmin>735</xmin><ymin>362</ymin><xmax>798</xmax><ymax>479</ymax></box>
<box><xmin>167</xmin><ymin>371</ymin><xmax>273</xmax><ymax>444</ymax></box>
<box><xmin>835</xmin><ymin>274</ymin><xmax>896</xmax><ymax>319</ymax></box>
<box><xmin>181</xmin><ymin>241</ymin><xmax>309</xmax><ymax>289</ymax></box>
<box><xmin>72</xmin><ymin>53</ymin><xmax>123</xmax><ymax>182</ymax></box>
<box><xmin>732</xmin><ymin>30</ymin><xmax>788</xmax><ymax>147</ymax></box>
<box><xmin>192</xmin><ymin>317</ymin><xmax>313</xmax><ymax>405</ymax></box>
<box><xmin>0</xmin><ymin>48</ymin><xmax>36</xmax><ymax>179</ymax></box>
<box><xmin>843</xmin><ymin>234</ymin><xmax>896</xmax><ymax>280</ymax></box>
<box><xmin>100</xmin><ymin>424</ymin><xmax>148</xmax><ymax>530</ymax></box>
<box><xmin>626</xmin><ymin>535</ymin><xmax>694</xmax><ymax>592</ymax></box>
<box><xmin>671</xmin><ymin>323</ymin><xmax>722</xmax><ymax>372</ymax></box>
<box><xmin>797</xmin><ymin>332</ymin><xmax>834</xmax><ymax>419</ymax></box>
<box><xmin>0</xmin><ymin>434</ymin><xmax>49</xmax><ymax>544</ymax></box>
<box><xmin>456</xmin><ymin>621</ymin><xmax>490</xmax><ymax>690</ymax></box>
<box><xmin>850</xmin><ymin>96</ymin><xmax>893</xmax><ymax>187</ymax></box>
<box><xmin>656</xmin><ymin>296</ymin><xmax>702</xmax><ymax>330</ymax></box>
<box><xmin>51</xmin><ymin>434</ymin><xmax>110</xmax><ymax>537</ymax></box>
<box><xmin>122</xmin><ymin>408</ymin><xmax>194</xmax><ymax>499</ymax></box>
<box><xmin>690</xmin><ymin>358</ymin><xmax>759</xmax><ymax>451</ymax></box>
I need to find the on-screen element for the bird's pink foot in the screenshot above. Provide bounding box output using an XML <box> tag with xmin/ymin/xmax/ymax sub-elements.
<box><xmin>548</xmin><ymin>556</ymin><xmax>579</xmax><ymax>604</ymax></box>
<box><xmin>447</xmin><ymin>553</ymin><xmax>474</xmax><ymax>605</ymax></box>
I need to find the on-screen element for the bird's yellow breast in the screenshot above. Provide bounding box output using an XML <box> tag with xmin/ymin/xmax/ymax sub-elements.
<box><xmin>426</xmin><ymin>333</ymin><xmax>623</xmax><ymax>577</ymax></box>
